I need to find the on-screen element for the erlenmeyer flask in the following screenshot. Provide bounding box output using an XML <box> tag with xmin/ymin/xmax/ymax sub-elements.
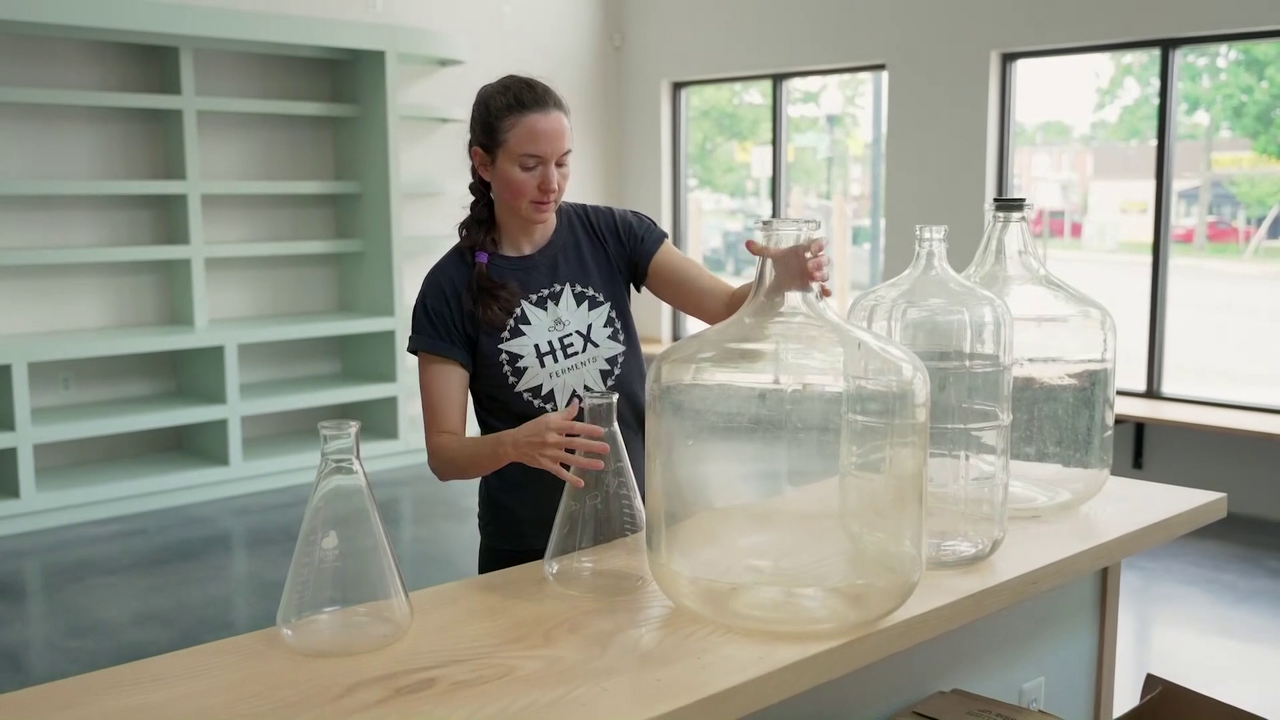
<box><xmin>276</xmin><ymin>419</ymin><xmax>413</xmax><ymax>656</ymax></box>
<box><xmin>543</xmin><ymin>391</ymin><xmax>648</xmax><ymax>597</ymax></box>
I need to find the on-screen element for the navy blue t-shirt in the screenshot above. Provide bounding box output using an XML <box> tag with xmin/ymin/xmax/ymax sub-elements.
<box><xmin>407</xmin><ymin>201</ymin><xmax>667</xmax><ymax>552</ymax></box>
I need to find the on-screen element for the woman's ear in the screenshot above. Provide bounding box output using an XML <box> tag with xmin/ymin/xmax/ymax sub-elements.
<box><xmin>470</xmin><ymin>146</ymin><xmax>494</xmax><ymax>183</ymax></box>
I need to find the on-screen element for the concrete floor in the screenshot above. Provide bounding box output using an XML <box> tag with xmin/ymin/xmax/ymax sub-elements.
<box><xmin>0</xmin><ymin>466</ymin><xmax>1276</xmax><ymax>718</ymax></box>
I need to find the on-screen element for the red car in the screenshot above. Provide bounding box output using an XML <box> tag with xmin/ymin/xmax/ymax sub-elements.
<box><xmin>1029</xmin><ymin>209</ymin><xmax>1083</xmax><ymax>239</ymax></box>
<box><xmin>1170</xmin><ymin>218</ymin><xmax>1251</xmax><ymax>244</ymax></box>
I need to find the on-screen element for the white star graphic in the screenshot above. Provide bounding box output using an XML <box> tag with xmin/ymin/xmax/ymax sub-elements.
<box><xmin>498</xmin><ymin>285</ymin><xmax>625</xmax><ymax>410</ymax></box>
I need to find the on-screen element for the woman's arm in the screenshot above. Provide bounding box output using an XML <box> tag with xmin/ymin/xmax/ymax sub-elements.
<box><xmin>642</xmin><ymin>239</ymin><xmax>831</xmax><ymax>326</ymax></box>
<box><xmin>418</xmin><ymin>353</ymin><xmax>608</xmax><ymax>485</ymax></box>
<box><xmin>418</xmin><ymin>353</ymin><xmax>510</xmax><ymax>481</ymax></box>
<box><xmin>640</xmin><ymin>243</ymin><xmax>748</xmax><ymax>327</ymax></box>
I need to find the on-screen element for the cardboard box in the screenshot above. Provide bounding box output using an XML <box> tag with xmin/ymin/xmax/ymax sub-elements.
<box><xmin>892</xmin><ymin>674</ymin><xmax>1264</xmax><ymax>720</ymax></box>
<box><xmin>891</xmin><ymin>689</ymin><xmax>1063</xmax><ymax>720</ymax></box>
<box><xmin>1116</xmin><ymin>674</ymin><xmax>1266</xmax><ymax>720</ymax></box>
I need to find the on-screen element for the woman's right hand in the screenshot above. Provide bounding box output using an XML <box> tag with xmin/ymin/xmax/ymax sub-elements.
<box><xmin>505</xmin><ymin>399</ymin><xmax>608</xmax><ymax>487</ymax></box>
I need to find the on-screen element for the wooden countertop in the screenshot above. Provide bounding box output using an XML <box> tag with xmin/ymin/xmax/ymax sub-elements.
<box><xmin>0</xmin><ymin>477</ymin><xmax>1225</xmax><ymax>720</ymax></box>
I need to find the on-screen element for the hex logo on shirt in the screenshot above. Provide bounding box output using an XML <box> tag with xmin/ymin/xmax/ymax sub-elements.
<box><xmin>497</xmin><ymin>283</ymin><xmax>627</xmax><ymax>412</ymax></box>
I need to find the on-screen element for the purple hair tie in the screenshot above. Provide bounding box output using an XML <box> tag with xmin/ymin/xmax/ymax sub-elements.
<box><xmin>474</xmin><ymin>251</ymin><xmax>489</xmax><ymax>264</ymax></box>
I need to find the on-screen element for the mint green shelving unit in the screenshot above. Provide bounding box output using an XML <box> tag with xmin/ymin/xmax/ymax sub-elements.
<box><xmin>0</xmin><ymin>0</ymin><xmax>466</xmax><ymax>535</ymax></box>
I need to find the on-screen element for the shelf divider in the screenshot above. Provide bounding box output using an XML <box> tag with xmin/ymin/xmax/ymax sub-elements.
<box><xmin>177</xmin><ymin>46</ymin><xmax>208</xmax><ymax>329</ymax></box>
<box><xmin>223</xmin><ymin>345</ymin><xmax>243</xmax><ymax>466</ymax></box>
<box><xmin>10</xmin><ymin>363</ymin><xmax>34</xmax><ymax>500</ymax></box>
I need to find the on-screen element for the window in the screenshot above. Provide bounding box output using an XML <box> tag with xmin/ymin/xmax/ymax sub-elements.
<box><xmin>673</xmin><ymin>67</ymin><xmax>888</xmax><ymax>337</ymax></box>
<box><xmin>1003</xmin><ymin>33</ymin><xmax>1280</xmax><ymax>410</ymax></box>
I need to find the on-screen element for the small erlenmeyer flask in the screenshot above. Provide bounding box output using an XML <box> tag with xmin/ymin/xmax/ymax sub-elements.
<box><xmin>276</xmin><ymin>419</ymin><xmax>413</xmax><ymax>656</ymax></box>
<box><xmin>544</xmin><ymin>391</ymin><xmax>648</xmax><ymax>597</ymax></box>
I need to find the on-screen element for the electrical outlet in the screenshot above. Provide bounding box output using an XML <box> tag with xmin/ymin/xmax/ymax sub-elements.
<box><xmin>58</xmin><ymin>372</ymin><xmax>75</xmax><ymax>394</ymax></box>
<box><xmin>1019</xmin><ymin>676</ymin><xmax>1046</xmax><ymax>712</ymax></box>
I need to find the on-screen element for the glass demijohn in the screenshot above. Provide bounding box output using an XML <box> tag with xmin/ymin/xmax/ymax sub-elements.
<box><xmin>962</xmin><ymin>198</ymin><xmax>1117</xmax><ymax>517</ymax></box>
<box><xmin>645</xmin><ymin>218</ymin><xmax>930</xmax><ymax>634</ymax></box>
<box><xmin>543</xmin><ymin>391</ymin><xmax>648</xmax><ymax>597</ymax></box>
<box><xmin>276</xmin><ymin>420</ymin><xmax>413</xmax><ymax>656</ymax></box>
<box><xmin>847</xmin><ymin>225</ymin><xmax>1013</xmax><ymax>568</ymax></box>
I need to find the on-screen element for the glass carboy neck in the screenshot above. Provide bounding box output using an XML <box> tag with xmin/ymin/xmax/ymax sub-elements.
<box><xmin>971</xmin><ymin>197</ymin><xmax>1044</xmax><ymax>275</ymax></box>
<box><xmin>746</xmin><ymin>218</ymin><xmax>823</xmax><ymax>312</ymax></box>
<box><xmin>319</xmin><ymin>419</ymin><xmax>361</xmax><ymax>460</ymax></box>
<box><xmin>909</xmin><ymin>224</ymin><xmax>955</xmax><ymax>276</ymax></box>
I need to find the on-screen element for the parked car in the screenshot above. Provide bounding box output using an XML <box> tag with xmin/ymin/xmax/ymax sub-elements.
<box><xmin>1170</xmin><ymin>217</ymin><xmax>1253</xmax><ymax>244</ymax></box>
<box><xmin>1029</xmin><ymin>209</ymin><xmax>1083</xmax><ymax>239</ymax></box>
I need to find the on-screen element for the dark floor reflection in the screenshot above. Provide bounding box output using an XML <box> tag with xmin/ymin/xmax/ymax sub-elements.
<box><xmin>0</xmin><ymin>464</ymin><xmax>479</xmax><ymax>693</ymax></box>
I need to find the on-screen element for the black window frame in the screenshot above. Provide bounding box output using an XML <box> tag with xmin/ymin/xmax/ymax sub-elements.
<box><xmin>671</xmin><ymin>64</ymin><xmax>887</xmax><ymax>340</ymax></box>
<box><xmin>999</xmin><ymin>30</ymin><xmax>1280</xmax><ymax>415</ymax></box>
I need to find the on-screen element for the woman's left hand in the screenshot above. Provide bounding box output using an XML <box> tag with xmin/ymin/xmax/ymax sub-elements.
<box><xmin>744</xmin><ymin>237</ymin><xmax>832</xmax><ymax>298</ymax></box>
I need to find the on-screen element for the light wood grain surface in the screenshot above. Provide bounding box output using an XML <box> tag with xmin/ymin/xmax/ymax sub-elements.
<box><xmin>0</xmin><ymin>477</ymin><xmax>1225</xmax><ymax>720</ymax></box>
<box><xmin>1115</xmin><ymin>395</ymin><xmax>1280</xmax><ymax>439</ymax></box>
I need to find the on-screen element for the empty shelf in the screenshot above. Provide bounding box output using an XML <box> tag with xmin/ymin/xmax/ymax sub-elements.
<box><xmin>193</xmin><ymin>96</ymin><xmax>360</xmax><ymax>117</ymax></box>
<box><xmin>239</xmin><ymin>376</ymin><xmax>400</xmax><ymax>415</ymax></box>
<box><xmin>243</xmin><ymin>430</ymin><xmax>399</xmax><ymax>465</ymax></box>
<box><xmin>32</xmin><ymin>395</ymin><xmax>226</xmax><ymax>443</ymax></box>
<box><xmin>36</xmin><ymin>451</ymin><xmax>224</xmax><ymax>495</ymax></box>
<box><xmin>1115</xmin><ymin>395</ymin><xmax>1280</xmax><ymax>439</ymax></box>
<box><xmin>203</xmin><ymin>240</ymin><xmax>364</xmax><ymax>258</ymax></box>
<box><xmin>398</xmin><ymin>103</ymin><xmax>467</xmax><ymax>122</ymax></box>
<box><xmin>0</xmin><ymin>181</ymin><xmax>187</xmax><ymax>196</ymax></box>
<box><xmin>0</xmin><ymin>245</ymin><xmax>191</xmax><ymax>266</ymax></box>
<box><xmin>207</xmin><ymin>314</ymin><xmax>397</xmax><ymax>343</ymax></box>
<box><xmin>0</xmin><ymin>87</ymin><xmax>183</xmax><ymax>111</ymax></box>
<box><xmin>1</xmin><ymin>313</ymin><xmax>396</xmax><ymax>364</ymax></box>
<box><xmin>198</xmin><ymin>181</ymin><xmax>361</xmax><ymax>196</ymax></box>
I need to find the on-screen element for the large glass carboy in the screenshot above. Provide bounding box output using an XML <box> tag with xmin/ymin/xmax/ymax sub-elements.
<box><xmin>847</xmin><ymin>225</ymin><xmax>1012</xmax><ymax>568</ymax></box>
<box><xmin>645</xmin><ymin>218</ymin><xmax>929</xmax><ymax>635</ymax></box>
<box><xmin>277</xmin><ymin>420</ymin><xmax>413</xmax><ymax>656</ymax></box>
<box><xmin>962</xmin><ymin>198</ymin><xmax>1117</xmax><ymax>517</ymax></box>
<box><xmin>544</xmin><ymin>390</ymin><xmax>648</xmax><ymax>597</ymax></box>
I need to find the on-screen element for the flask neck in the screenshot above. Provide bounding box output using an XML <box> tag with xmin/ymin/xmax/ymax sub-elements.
<box><xmin>972</xmin><ymin>209</ymin><xmax>1045</xmax><ymax>276</ymax></box>
<box><xmin>318</xmin><ymin>420</ymin><xmax>361</xmax><ymax>460</ymax></box>
<box><xmin>581</xmin><ymin>391</ymin><xmax>618</xmax><ymax>428</ymax></box>
<box><xmin>744</xmin><ymin>222</ymin><xmax>824</xmax><ymax>313</ymax></box>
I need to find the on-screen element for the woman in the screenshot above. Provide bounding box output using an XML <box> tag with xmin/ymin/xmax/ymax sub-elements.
<box><xmin>408</xmin><ymin>74</ymin><xmax>829</xmax><ymax>574</ymax></box>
